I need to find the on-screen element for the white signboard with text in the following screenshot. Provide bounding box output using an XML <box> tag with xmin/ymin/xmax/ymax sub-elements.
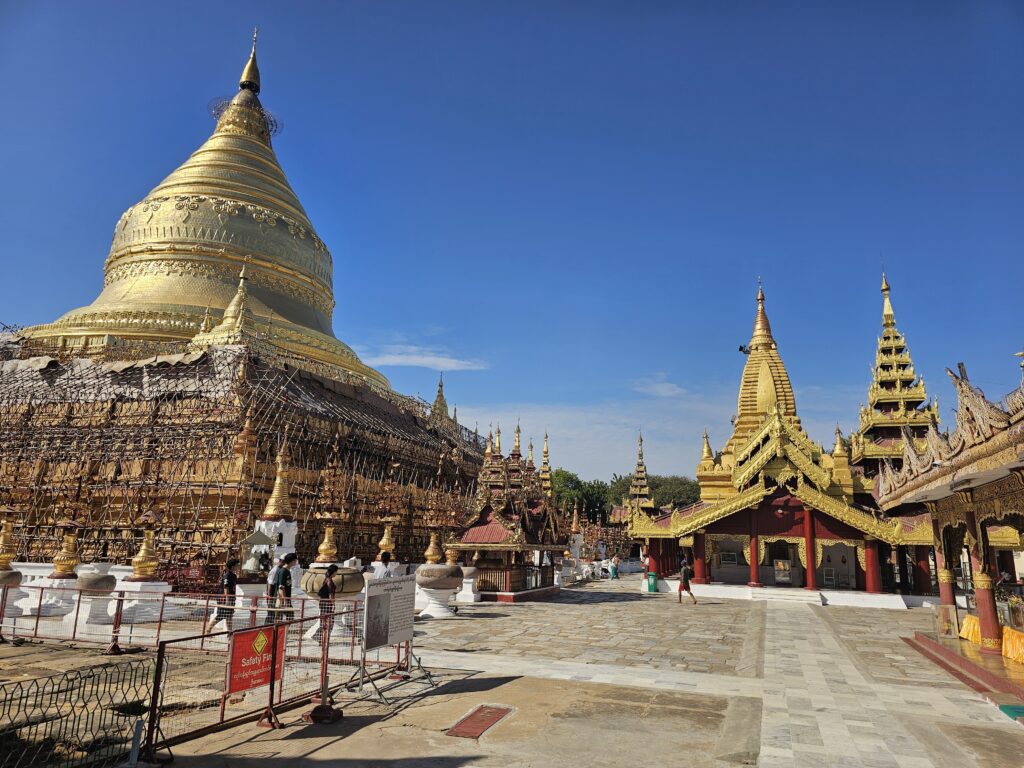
<box><xmin>362</xmin><ymin>574</ymin><xmax>416</xmax><ymax>651</ymax></box>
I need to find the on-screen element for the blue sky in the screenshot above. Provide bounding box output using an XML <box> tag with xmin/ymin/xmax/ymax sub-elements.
<box><xmin>2</xmin><ymin>2</ymin><xmax>1023</xmax><ymax>480</ymax></box>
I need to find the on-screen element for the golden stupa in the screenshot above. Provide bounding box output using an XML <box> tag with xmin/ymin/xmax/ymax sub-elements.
<box><xmin>24</xmin><ymin>32</ymin><xmax>388</xmax><ymax>389</ymax></box>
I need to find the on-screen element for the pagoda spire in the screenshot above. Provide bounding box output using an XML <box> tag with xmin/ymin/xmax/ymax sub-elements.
<box><xmin>240</xmin><ymin>27</ymin><xmax>261</xmax><ymax>93</ymax></box>
<box><xmin>512</xmin><ymin>421</ymin><xmax>521</xmax><ymax>456</ymax></box>
<box><xmin>628</xmin><ymin>432</ymin><xmax>656</xmax><ymax>513</ymax></box>
<box><xmin>262</xmin><ymin>434</ymin><xmax>293</xmax><ymax>521</ymax></box>
<box><xmin>494</xmin><ymin>424</ymin><xmax>502</xmax><ymax>455</ymax></box>
<box><xmin>430</xmin><ymin>373</ymin><xmax>449</xmax><ymax>420</ymax></box>
<box><xmin>701</xmin><ymin>429</ymin><xmax>714</xmax><ymax>462</ymax></box>
<box><xmin>539</xmin><ymin>432</ymin><xmax>553</xmax><ymax>497</ymax></box>
<box><xmin>850</xmin><ymin>273</ymin><xmax>937</xmax><ymax>474</ymax></box>
<box><xmin>750</xmin><ymin>277</ymin><xmax>775</xmax><ymax>351</ymax></box>
<box><xmin>881</xmin><ymin>272</ymin><xmax>895</xmax><ymax>329</ymax></box>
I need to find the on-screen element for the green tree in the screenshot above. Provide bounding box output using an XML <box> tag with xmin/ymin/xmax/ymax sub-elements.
<box><xmin>605</xmin><ymin>473</ymin><xmax>701</xmax><ymax>510</ymax></box>
<box><xmin>551</xmin><ymin>468</ymin><xmax>610</xmax><ymax>522</ymax></box>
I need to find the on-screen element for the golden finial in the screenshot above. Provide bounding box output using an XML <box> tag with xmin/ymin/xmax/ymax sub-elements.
<box><xmin>637</xmin><ymin>431</ymin><xmax>644</xmax><ymax>461</ymax></box>
<box><xmin>262</xmin><ymin>435</ymin><xmax>293</xmax><ymax>521</ymax></box>
<box><xmin>199</xmin><ymin>305</ymin><xmax>214</xmax><ymax>334</ymax></box>
<box><xmin>527</xmin><ymin>439</ymin><xmax>534</xmax><ymax>465</ymax></box>
<box><xmin>833</xmin><ymin>425</ymin><xmax>848</xmax><ymax>458</ymax></box>
<box><xmin>50</xmin><ymin>531</ymin><xmax>80</xmax><ymax>579</ymax></box>
<box><xmin>881</xmin><ymin>272</ymin><xmax>896</xmax><ymax>329</ymax></box>
<box><xmin>423</xmin><ymin>532</ymin><xmax>443</xmax><ymax>564</ymax></box>
<box><xmin>0</xmin><ymin>520</ymin><xmax>16</xmax><ymax>571</ymax></box>
<box><xmin>240</xmin><ymin>27</ymin><xmax>261</xmax><ymax>94</ymax></box>
<box><xmin>571</xmin><ymin>500</ymin><xmax>582</xmax><ymax>534</ymax></box>
<box><xmin>130</xmin><ymin>529</ymin><xmax>160</xmax><ymax>580</ymax></box>
<box><xmin>315</xmin><ymin>526</ymin><xmax>338</xmax><ymax>563</ymax></box>
<box><xmin>376</xmin><ymin>524</ymin><xmax>394</xmax><ymax>560</ymax></box>
<box><xmin>701</xmin><ymin>429</ymin><xmax>714</xmax><ymax>461</ymax></box>
<box><xmin>495</xmin><ymin>423</ymin><xmax>502</xmax><ymax>454</ymax></box>
<box><xmin>751</xmin><ymin>278</ymin><xmax>774</xmax><ymax>347</ymax></box>
<box><xmin>543</xmin><ymin>431</ymin><xmax>549</xmax><ymax>460</ymax></box>
<box><xmin>485</xmin><ymin>431</ymin><xmax>493</xmax><ymax>458</ymax></box>
<box><xmin>513</xmin><ymin>421</ymin><xmax>521</xmax><ymax>454</ymax></box>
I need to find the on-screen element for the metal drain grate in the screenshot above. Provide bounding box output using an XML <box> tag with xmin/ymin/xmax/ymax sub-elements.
<box><xmin>445</xmin><ymin>705</ymin><xmax>512</xmax><ymax>738</ymax></box>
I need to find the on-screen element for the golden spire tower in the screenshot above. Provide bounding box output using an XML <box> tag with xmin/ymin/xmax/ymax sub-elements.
<box><xmin>24</xmin><ymin>33</ymin><xmax>388</xmax><ymax>389</ymax></box>
<box><xmin>539</xmin><ymin>432</ymin><xmax>553</xmax><ymax>497</ymax></box>
<box><xmin>850</xmin><ymin>274</ymin><xmax>938</xmax><ymax>475</ymax></box>
<box><xmin>627</xmin><ymin>432</ymin><xmax>657</xmax><ymax>514</ymax></box>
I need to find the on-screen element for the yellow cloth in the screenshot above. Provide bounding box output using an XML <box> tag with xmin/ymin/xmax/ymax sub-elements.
<box><xmin>1003</xmin><ymin>626</ymin><xmax>1024</xmax><ymax>665</ymax></box>
<box><xmin>959</xmin><ymin>613</ymin><xmax>981</xmax><ymax>644</ymax></box>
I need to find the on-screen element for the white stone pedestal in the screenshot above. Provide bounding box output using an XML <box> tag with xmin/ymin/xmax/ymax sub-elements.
<box><xmin>115</xmin><ymin>580</ymin><xmax>172</xmax><ymax>623</ymax></box>
<box><xmin>455</xmin><ymin>569</ymin><xmax>481</xmax><ymax>603</ymax></box>
<box><xmin>63</xmin><ymin>593</ymin><xmax>116</xmax><ymax>641</ymax></box>
<box><xmin>418</xmin><ymin>586</ymin><xmax>457</xmax><ymax>619</ymax></box>
<box><xmin>15</xmin><ymin>577</ymin><xmax>78</xmax><ymax>617</ymax></box>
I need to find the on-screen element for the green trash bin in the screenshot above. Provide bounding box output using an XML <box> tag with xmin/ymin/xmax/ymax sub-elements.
<box><xmin>646</xmin><ymin>572</ymin><xmax>658</xmax><ymax>593</ymax></box>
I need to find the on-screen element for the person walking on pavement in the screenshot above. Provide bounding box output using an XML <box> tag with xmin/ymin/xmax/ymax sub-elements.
<box><xmin>678</xmin><ymin>554</ymin><xmax>697</xmax><ymax>605</ymax></box>
<box><xmin>273</xmin><ymin>552</ymin><xmax>298</xmax><ymax>622</ymax></box>
<box><xmin>205</xmin><ymin>558</ymin><xmax>239</xmax><ymax>634</ymax></box>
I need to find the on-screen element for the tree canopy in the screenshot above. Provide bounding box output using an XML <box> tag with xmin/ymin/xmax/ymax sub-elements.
<box><xmin>551</xmin><ymin>468</ymin><xmax>700</xmax><ymax>522</ymax></box>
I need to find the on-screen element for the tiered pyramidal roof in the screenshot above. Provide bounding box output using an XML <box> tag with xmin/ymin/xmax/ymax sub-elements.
<box><xmin>850</xmin><ymin>274</ymin><xmax>939</xmax><ymax>476</ymax></box>
<box><xmin>628</xmin><ymin>433</ymin><xmax>657</xmax><ymax>514</ymax></box>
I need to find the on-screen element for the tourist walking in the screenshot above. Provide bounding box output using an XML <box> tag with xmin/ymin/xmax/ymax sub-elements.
<box><xmin>610</xmin><ymin>555</ymin><xmax>621</xmax><ymax>580</ymax></box>
<box><xmin>273</xmin><ymin>552</ymin><xmax>298</xmax><ymax>622</ymax></box>
<box><xmin>205</xmin><ymin>558</ymin><xmax>239</xmax><ymax>634</ymax></box>
<box><xmin>678</xmin><ymin>554</ymin><xmax>697</xmax><ymax>605</ymax></box>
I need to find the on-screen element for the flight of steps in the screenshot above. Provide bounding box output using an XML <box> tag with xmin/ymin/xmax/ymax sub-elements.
<box><xmin>750</xmin><ymin>588</ymin><xmax>823</xmax><ymax>605</ymax></box>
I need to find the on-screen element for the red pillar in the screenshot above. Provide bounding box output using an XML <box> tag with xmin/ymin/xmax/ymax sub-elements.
<box><xmin>932</xmin><ymin>519</ymin><xmax>956</xmax><ymax>606</ymax></box>
<box><xmin>748</xmin><ymin>509</ymin><xmax>762</xmax><ymax>587</ymax></box>
<box><xmin>647</xmin><ymin>540</ymin><xmax>663</xmax><ymax>579</ymax></box>
<box><xmin>864</xmin><ymin>538</ymin><xmax>881</xmax><ymax>594</ymax></box>
<box><xmin>966</xmin><ymin>511</ymin><xmax>1002</xmax><ymax>654</ymax></box>
<box><xmin>913</xmin><ymin>546</ymin><xmax>932</xmax><ymax>594</ymax></box>
<box><xmin>803</xmin><ymin>508</ymin><xmax>817</xmax><ymax>591</ymax></box>
<box><xmin>692</xmin><ymin>532</ymin><xmax>708</xmax><ymax>584</ymax></box>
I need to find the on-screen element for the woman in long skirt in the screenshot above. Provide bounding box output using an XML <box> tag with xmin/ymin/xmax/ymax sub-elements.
<box><xmin>678</xmin><ymin>555</ymin><xmax>697</xmax><ymax>605</ymax></box>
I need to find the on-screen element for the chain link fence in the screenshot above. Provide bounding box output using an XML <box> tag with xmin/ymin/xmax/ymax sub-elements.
<box><xmin>0</xmin><ymin>659</ymin><xmax>153</xmax><ymax>768</ymax></box>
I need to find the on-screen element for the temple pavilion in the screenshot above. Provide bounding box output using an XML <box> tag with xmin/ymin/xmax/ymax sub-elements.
<box><xmin>447</xmin><ymin>427</ymin><xmax>565</xmax><ymax>599</ymax></box>
<box><xmin>0</xmin><ymin>36</ymin><xmax>484</xmax><ymax>584</ymax></box>
<box><xmin>628</xmin><ymin>280</ymin><xmax>948</xmax><ymax>593</ymax></box>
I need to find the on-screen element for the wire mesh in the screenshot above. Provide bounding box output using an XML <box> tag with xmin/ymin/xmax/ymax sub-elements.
<box><xmin>0</xmin><ymin>659</ymin><xmax>152</xmax><ymax>768</ymax></box>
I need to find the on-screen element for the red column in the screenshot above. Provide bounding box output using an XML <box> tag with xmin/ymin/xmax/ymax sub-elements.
<box><xmin>864</xmin><ymin>538</ymin><xmax>881</xmax><ymax>594</ymax></box>
<box><xmin>647</xmin><ymin>540</ymin><xmax>663</xmax><ymax>579</ymax></box>
<box><xmin>913</xmin><ymin>546</ymin><xmax>932</xmax><ymax>594</ymax></box>
<box><xmin>932</xmin><ymin>519</ymin><xmax>955</xmax><ymax>606</ymax></box>
<box><xmin>966</xmin><ymin>511</ymin><xmax>1002</xmax><ymax>654</ymax></box>
<box><xmin>748</xmin><ymin>509</ymin><xmax>762</xmax><ymax>587</ymax></box>
<box><xmin>692</xmin><ymin>532</ymin><xmax>708</xmax><ymax>584</ymax></box>
<box><xmin>803</xmin><ymin>508</ymin><xmax>817</xmax><ymax>591</ymax></box>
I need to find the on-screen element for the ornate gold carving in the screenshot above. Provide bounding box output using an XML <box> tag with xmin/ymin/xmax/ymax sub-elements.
<box><xmin>758</xmin><ymin>535</ymin><xmax>807</xmax><ymax>568</ymax></box>
<box><xmin>815</xmin><ymin>539</ymin><xmax>862</xmax><ymax>569</ymax></box>
<box><xmin>938</xmin><ymin>569</ymin><xmax>954</xmax><ymax>584</ymax></box>
<box><xmin>974</xmin><ymin>572</ymin><xmax>994</xmax><ymax>591</ymax></box>
<box><xmin>793</xmin><ymin>477</ymin><xmax>901</xmax><ymax>542</ymax></box>
<box><xmin>980</xmin><ymin>636</ymin><xmax>1003</xmax><ymax>650</ymax></box>
<box><xmin>707</xmin><ymin>533</ymin><xmax>750</xmax><ymax>565</ymax></box>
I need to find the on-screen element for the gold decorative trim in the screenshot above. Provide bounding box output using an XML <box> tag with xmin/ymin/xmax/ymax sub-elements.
<box><xmin>757</xmin><ymin>535</ymin><xmax>807</xmax><ymax>568</ymax></box>
<box><xmin>974</xmin><ymin>573</ymin><xmax>994</xmax><ymax>590</ymax></box>
<box><xmin>707</xmin><ymin>533</ymin><xmax>750</xmax><ymax>565</ymax></box>
<box><xmin>980</xmin><ymin>636</ymin><xmax>1003</xmax><ymax>650</ymax></box>
<box><xmin>815</xmin><ymin>538</ymin><xmax>863</xmax><ymax>570</ymax></box>
<box><xmin>938</xmin><ymin>569</ymin><xmax>954</xmax><ymax>584</ymax></box>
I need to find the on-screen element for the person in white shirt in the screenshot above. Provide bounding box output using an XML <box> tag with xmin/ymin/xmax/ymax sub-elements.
<box><xmin>372</xmin><ymin>551</ymin><xmax>394</xmax><ymax>579</ymax></box>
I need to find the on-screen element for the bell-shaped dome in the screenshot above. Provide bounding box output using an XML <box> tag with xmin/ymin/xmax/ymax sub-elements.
<box><xmin>26</xmin><ymin>35</ymin><xmax>388</xmax><ymax>390</ymax></box>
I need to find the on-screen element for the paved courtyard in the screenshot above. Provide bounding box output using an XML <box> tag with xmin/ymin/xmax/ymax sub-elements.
<box><xmin>147</xmin><ymin>576</ymin><xmax>1024</xmax><ymax>765</ymax></box>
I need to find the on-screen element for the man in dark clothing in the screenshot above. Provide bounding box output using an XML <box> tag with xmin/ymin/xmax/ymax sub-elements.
<box><xmin>273</xmin><ymin>552</ymin><xmax>297</xmax><ymax>622</ymax></box>
<box><xmin>317</xmin><ymin>564</ymin><xmax>339</xmax><ymax>641</ymax></box>
<box><xmin>206</xmin><ymin>558</ymin><xmax>240</xmax><ymax>634</ymax></box>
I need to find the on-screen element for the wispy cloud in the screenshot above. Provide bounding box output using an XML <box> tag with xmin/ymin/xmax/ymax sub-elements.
<box><xmin>631</xmin><ymin>372</ymin><xmax>687</xmax><ymax>398</ymax></box>
<box><xmin>360</xmin><ymin>344</ymin><xmax>488</xmax><ymax>372</ymax></box>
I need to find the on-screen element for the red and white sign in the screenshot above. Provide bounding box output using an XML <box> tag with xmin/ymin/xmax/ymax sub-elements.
<box><xmin>228</xmin><ymin>625</ymin><xmax>286</xmax><ymax>694</ymax></box>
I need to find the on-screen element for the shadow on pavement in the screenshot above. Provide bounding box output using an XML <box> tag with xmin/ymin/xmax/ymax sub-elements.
<box><xmin>170</xmin><ymin>756</ymin><xmax>482</xmax><ymax>768</ymax></box>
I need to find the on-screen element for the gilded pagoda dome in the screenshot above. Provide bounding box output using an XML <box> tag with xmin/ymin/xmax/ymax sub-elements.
<box><xmin>24</xmin><ymin>35</ymin><xmax>388</xmax><ymax>390</ymax></box>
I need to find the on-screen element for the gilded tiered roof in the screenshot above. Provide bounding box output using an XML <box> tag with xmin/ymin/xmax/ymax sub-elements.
<box><xmin>850</xmin><ymin>275</ymin><xmax>938</xmax><ymax>472</ymax></box>
<box><xmin>625</xmin><ymin>433</ymin><xmax>657</xmax><ymax>514</ymax></box>
<box><xmin>24</xmin><ymin>34</ymin><xmax>388</xmax><ymax>390</ymax></box>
